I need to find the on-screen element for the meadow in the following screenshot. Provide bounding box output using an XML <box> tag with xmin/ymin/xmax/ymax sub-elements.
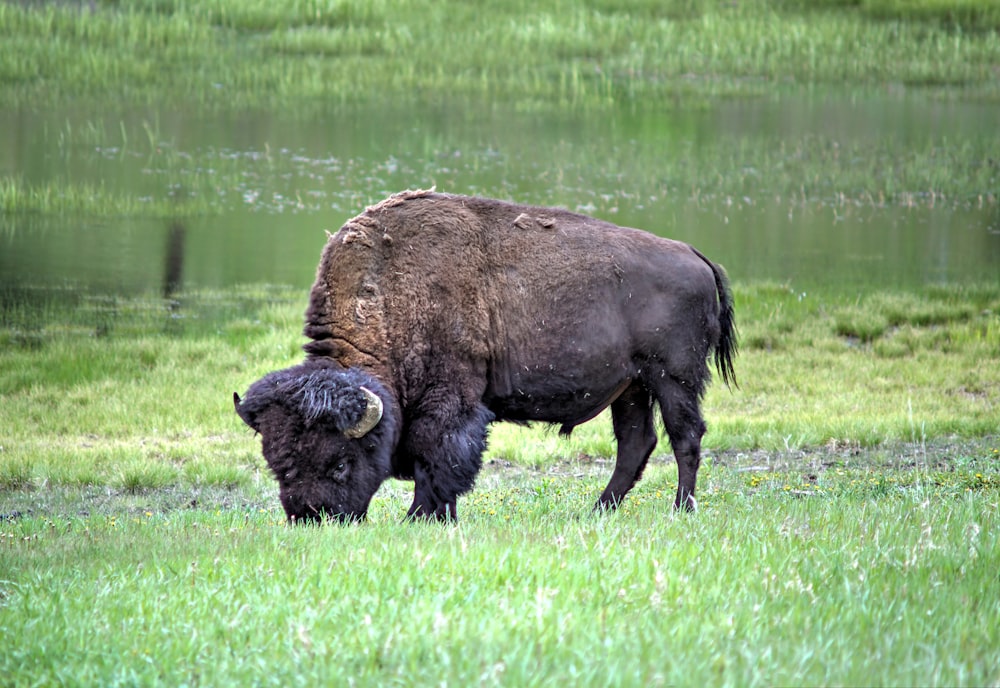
<box><xmin>2</xmin><ymin>466</ymin><xmax>997</xmax><ymax>686</ymax></box>
<box><xmin>2</xmin><ymin>0</ymin><xmax>1000</xmax><ymax>685</ymax></box>
<box><xmin>1</xmin><ymin>282</ymin><xmax>998</xmax><ymax>686</ymax></box>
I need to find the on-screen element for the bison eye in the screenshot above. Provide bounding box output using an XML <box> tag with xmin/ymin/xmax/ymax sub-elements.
<box><xmin>330</xmin><ymin>461</ymin><xmax>349</xmax><ymax>481</ymax></box>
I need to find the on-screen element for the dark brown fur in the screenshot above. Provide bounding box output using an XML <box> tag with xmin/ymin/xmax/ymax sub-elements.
<box><xmin>237</xmin><ymin>190</ymin><xmax>737</xmax><ymax>522</ymax></box>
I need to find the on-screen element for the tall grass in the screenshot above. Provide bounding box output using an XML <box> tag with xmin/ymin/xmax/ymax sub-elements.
<box><xmin>782</xmin><ymin>0</ymin><xmax>1000</xmax><ymax>32</ymax></box>
<box><xmin>2</xmin><ymin>0</ymin><xmax>999</xmax><ymax>111</ymax></box>
<box><xmin>0</xmin><ymin>174</ymin><xmax>216</xmax><ymax>217</ymax></box>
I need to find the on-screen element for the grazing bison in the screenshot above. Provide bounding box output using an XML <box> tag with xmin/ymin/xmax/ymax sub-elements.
<box><xmin>235</xmin><ymin>189</ymin><xmax>736</xmax><ymax>523</ymax></box>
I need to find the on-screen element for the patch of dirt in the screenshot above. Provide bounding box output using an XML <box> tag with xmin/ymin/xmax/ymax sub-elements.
<box><xmin>1</xmin><ymin>438</ymin><xmax>995</xmax><ymax>522</ymax></box>
<box><xmin>0</xmin><ymin>484</ymin><xmax>276</xmax><ymax>522</ymax></box>
<box><xmin>707</xmin><ymin>436</ymin><xmax>997</xmax><ymax>474</ymax></box>
<box><xmin>486</xmin><ymin>436</ymin><xmax>998</xmax><ymax>480</ymax></box>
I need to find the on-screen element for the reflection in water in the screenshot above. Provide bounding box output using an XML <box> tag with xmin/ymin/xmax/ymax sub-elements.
<box><xmin>163</xmin><ymin>219</ymin><xmax>186</xmax><ymax>302</ymax></box>
<box><xmin>1</xmin><ymin>95</ymin><xmax>997</xmax><ymax>307</ymax></box>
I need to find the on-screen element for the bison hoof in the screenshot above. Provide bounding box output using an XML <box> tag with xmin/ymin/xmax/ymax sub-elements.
<box><xmin>673</xmin><ymin>495</ymin><xmax>697</xmax><ymax>512</ymax></box>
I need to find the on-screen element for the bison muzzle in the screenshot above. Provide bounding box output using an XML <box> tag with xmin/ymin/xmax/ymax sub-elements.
<box><xmin>235</xmin><ymin>190</ymin><xmax>737</xmax><ymax>523</ymax></box>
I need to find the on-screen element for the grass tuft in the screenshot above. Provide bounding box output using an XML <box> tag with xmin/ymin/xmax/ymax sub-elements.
<box><xmin>114</xmin><ymin>460</ymin><xmax>181</xmax><ymax>494</ymax></box>
<box><xmin>0</xmin><ymin>456</ymin><xmax>34</xmax><ymax>490</ymax></box>
<box><xmin>833</xmin><ymin>307</ymin><xmax>891</xmax><ymax>342</ymax></box>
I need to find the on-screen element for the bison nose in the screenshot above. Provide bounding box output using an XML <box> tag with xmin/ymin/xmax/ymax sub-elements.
<box><xmin>285</xmin><ymin>505</ymin><xmax>366</xmax><ymax>525</ymax></box>
<box><xmin>288</xmin><ymin>511</ymin><xmax>324</xmax><ymax>526</ymax></box>
<box><xmin>328</xmin><ymin>510</ymin><xmax>367</xmax><ymax>524</ymax></box>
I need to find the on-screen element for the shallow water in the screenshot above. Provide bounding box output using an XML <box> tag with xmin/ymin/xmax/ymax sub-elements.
<box><xmin>2</xmin><ymin>93</ymin><xmax>998</xmax><ymax>314</ymax></box>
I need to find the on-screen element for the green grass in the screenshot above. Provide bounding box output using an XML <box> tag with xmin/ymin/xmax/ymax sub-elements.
<box><xmin>782</xmin><ymin>0</ymin><xmax>1000</xmax><ymax>32</ymax></box>
<box><xmin>1</xmin><ymin>450</ymin><xmax>998</xmax><ymax>686</ymax></box>
<box><xmin>2</xmin><ymin>0</ymin><xmax>1000</xmax><ymax>111</ymax></box>
<box><xmin>0</xmin><ymin>284</ymin><xmax>997</xmax><ymax>686</ymax></box>
<box><xmin>0</xmin><ymin>174</ymin><xmax>216</xmax><ymax>218</ymax></box>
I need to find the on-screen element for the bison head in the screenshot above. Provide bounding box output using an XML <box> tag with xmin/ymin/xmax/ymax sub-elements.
<box><xmin>234</xmin><ymin>360</ymin><xmax>398</xmax><ymax>523</ymax></box>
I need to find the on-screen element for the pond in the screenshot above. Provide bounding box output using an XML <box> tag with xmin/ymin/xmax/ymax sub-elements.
<box><xmin>2</xmin><ymin>92</ymin><xmax>998</xmax><ymax>323</ymax></box>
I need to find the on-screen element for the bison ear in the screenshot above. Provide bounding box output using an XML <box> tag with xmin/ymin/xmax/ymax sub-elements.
<box><xmin>343</xmin><ymin>387</ymin><xmax>383</xmax><ymax>439</ymax></box>
<box><xmin>233</xmin><ymin>391</ymin><xmax>257</xmax><ymax>431</ymax></box>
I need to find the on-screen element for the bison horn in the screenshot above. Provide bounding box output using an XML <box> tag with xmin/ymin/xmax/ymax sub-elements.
<box><xmin>344</xmin><ymin>386</ymin><xmax>383</xmax><ymax>439</ymax></box>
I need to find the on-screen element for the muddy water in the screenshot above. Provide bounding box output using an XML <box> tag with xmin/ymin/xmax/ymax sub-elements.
<box><xmin>2</xmin><ymin>94</ymin><xmax>998</xmax><ymax>313</ymax></box>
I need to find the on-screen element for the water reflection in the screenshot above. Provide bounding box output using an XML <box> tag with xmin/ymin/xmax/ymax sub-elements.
<box><xmin>1</xmin><ymin>94</ymin><xmax>997</xmax><ymax>310</ymax></box>
<box><xmin>163</xmin><ymin>219</ymin><xmax>186</xmax><ymax>301</ymax></box>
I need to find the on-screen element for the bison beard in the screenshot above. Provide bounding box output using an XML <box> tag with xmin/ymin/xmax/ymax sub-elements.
<box><xmin>235</xmin><ymin>189</ymin><xmax>737</xmax><ymax>523</ymax></box>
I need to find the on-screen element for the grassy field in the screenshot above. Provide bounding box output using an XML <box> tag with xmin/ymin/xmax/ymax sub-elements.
<box><xmin>1</xmin><ymin>284</ymin><xmax>998</xmax><ymax>685</ymax></box>
<box><xmin>2</xmin><ymin>0</ymin><xmax>1000</xmax><ymax>685</ymax></box>
<box><xmin>2</xmin><ymin>459</ymin><xmax>997</xmax><ymax>686</ymax></box>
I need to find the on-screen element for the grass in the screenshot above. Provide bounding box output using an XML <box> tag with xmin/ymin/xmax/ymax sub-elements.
<box><xmin>0</xmin><ymin>174</ymin><xmax>216</xmax><ymax>218</ymax></box>
<box><xmin>782</xmin><ymin>0</ymin><xmax>1000</xmax><ymax>31</ymax></box>
<box><xmin>1</xmin><ymin>449</ymin><xmax>998</xmax><ymax>686</ymax></box>
<box><xmin>2</xmin><ymin>0</ymin><xmax>1000</xmax><ymax>112</ymax></box>
<box><xmin>0</xmin><ymin>283</ymin><xmax>997</xmax><ymax>688</ymax></box>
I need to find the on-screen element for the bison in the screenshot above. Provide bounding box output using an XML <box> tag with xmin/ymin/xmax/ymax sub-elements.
<box><xmin>235</xmin><ymin>189</ymin><xmax>736</xmax><ymax>523</ymax></box>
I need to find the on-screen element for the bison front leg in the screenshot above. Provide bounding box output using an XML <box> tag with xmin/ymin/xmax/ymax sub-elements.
<box><xmin>407</xmin><ymin>464</ymin><xmax>459</xmax><ymax>522</ymax></box>
<box><xmin>402</xmin><ymin>403</ymin><xmax>494</xmax><ymax>523</ymax></box>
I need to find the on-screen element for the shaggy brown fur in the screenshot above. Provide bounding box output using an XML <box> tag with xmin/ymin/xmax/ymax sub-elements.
<box><xmin>237</xmin><ymin>190</ymin><xmax>737</xmax><ymax>522</ymax></box>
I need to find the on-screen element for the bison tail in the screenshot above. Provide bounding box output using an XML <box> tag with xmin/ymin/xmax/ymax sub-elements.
<box><xmin>694</xmin><ymin>249</ymin><xmax>738</xmax><ymax>389</ymax></box>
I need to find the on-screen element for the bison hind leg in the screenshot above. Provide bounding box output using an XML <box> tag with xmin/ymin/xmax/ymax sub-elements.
<box><xmin>652</xmin><ymin>376</ymin><xmax>707</xmax><ymax>512</ymax></box>
<box><xmin>596</xmin><ymin>383</ymin><xmax>657</xmax><ymax>511</ymax></box>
